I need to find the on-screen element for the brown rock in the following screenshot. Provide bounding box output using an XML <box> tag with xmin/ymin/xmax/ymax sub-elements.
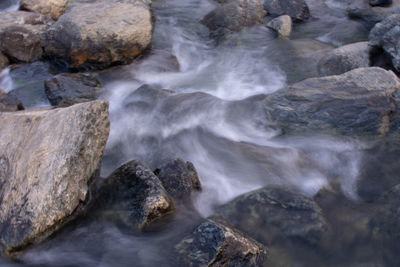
<box><xmin>0</xmin><ymin>88</ymin><xmax>24</xmax><ymax>112</ymax></box>
<box><xmin>20</xmin><ymin>0</ymin><xmax>75</xmax><ymax>20</ymax></box>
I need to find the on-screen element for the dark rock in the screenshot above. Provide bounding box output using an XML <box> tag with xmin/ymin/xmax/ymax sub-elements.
<box><xmin>347</xmin><ymin>0</ymin><xmax>400</xmax><ymax>23</ymax></box>
<box><xmin>0</xmin><ymin>11</ymin><xmax>53</xmax><ymax>62</ymax></box>
<box><xmin>263</xmin><ymin>0</ymin><xmax>310</xmax><ymax>22</ymax></box>
<box><xmin>0</xmin><ymin>52</ymin><xmax>8</xmax><ymax>70</ymax></box>
<box><xmin>155</xmin><ymin>158</ymin><xmax>202</xmax><ymax>202</ymax></box>
<box><xmin>202</xmin><ymin>0</ymin><xmax>266</xmax><ymax>41</ymax></box>
<box><xmin>0</xmin><ymin>101</ymin><xmax>110</xmax><ymax>257</ymax></box>
<box><xmin>45</xmin><ymin>73</ymin><xmax>103</xmax><ymax>106</ymax></box>
<box><xmin>92</xmin><ymin>160</ymin><xmax>175</xmax><ymax>231</ymax></box>
<box><xmin>20</xmin><ymin>0</ymin><xmax>75</xmax><ymax>20</ymax></box>
<box><xmin>175</xmin><ymin>217</ymin><xmax>267</xmax><ymax>267</ymax></box>
<box><xmin>43</xmin><ymin>0</ymin><xmax>153</xmax><ymax>70</ymax></box>
<box><xmin>263</xmin><ymin>67</ymin><xmax>400</xmax><ymax>137</ymax></box>
<box><xmin>0</xmin><ymin>88</ymin><xmax>24</xmax><ymax>112</ymax></box>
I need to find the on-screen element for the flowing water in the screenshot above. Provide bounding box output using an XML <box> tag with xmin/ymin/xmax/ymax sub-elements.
<box><xmin>3</xmin><ymin>0</ymin><xmax>396</xmax><ymax>266</ymax></box>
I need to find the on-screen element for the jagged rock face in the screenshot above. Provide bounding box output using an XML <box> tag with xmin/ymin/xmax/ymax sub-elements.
<box><xmin>45</xmin><ymin>73</ymin><xmax>103</xmax><ymax>106</ymax></box>
<box><xmin>0</xmin><ymin>11</ymin><xmax>54</xmax><ymax>62</ymax></box>
<box><xmin>43</xmin><ymin>0</ymin><xmax>153</xmax><ymax>70</ymax></box>
<box><xmin>263</xmin><ymin>67</ymin><xmax>400</xmax><ymax>137</ymax></box>
<box><xmin>0</xmin><ymin>101</ymin><xmax>110</xmax><ymax>256</ymax></box>
<box><xmin>0</xmin><ymin>88</ymin><xmax>24</xmax><ymax>112</ymax></box>
<box><xmin>263</xmin><ymin>0</ymin><xmax>310</xmax><ymax>22</ymax></box>
<box><xmin>20</xmin><ymin>0</ymin><xmax>75</xmax><ymax>20</ymax></box>
<box><xmin>175</xmin><ymin>218</ymin><xmax>267</xmax><ymax>267</ymax></box>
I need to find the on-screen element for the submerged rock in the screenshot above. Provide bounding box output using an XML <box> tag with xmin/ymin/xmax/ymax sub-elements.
<box><xmin>175</xmin><ymin>217</ymin><xmax>267</xmax><ymax>266</ymax></box>
<box><xmin>218</xmin><ymin>187</ymin><xmax>328</xmax><ymax>245</ymax></box>
<box><xmin>93</xmin><ymin>160</ymin><xmax>174</xmax><ymax>231</ymax></box>
<box><xmin>45</xmin><ymin>73</ymin><xmax>103</xmax><ymax>106</ymax></box>
<box><xmin>263</xmin><ymin>0</ymin><xmax>310</xmax><ymax>22</ymax></box>
<box><xmin>0</xmin><ymin>11</ymin><xmax>53</xmax><ymax>62</ymax></box>
<box><xmin>263</xmin><ymin>67</ymin><xmax>400</xmax><ymax>137</ymax></box>
<box><xmin>0</xmin><ymin>88</ymin><xmax>24</xmax><ymax>112</ymax></box>
<box><xmin>44</xmin><ymin>0</ymin><xmax>153</xmax><ymax>70</ymax></box>
<box><xmin>0</xmin><ymin>101</ymin><xmax>110</xmax><ymax>256</ymax></box>
<box><xmin>20</xmin><ymin>0</ymin><xmax>75</xmax><ymax>20</ymax></box>
<box><xmin>266</xmin><ymin>15</ymin><xmax>292</xmax><ymax>37</ymax></box>
<box><xmin>317</xmin><ymin>42</ymin><xmax>370</xmax><ymax>76</ymax></box>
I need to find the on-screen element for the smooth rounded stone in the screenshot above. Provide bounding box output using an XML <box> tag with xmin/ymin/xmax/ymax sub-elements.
<box><xmin>369</xmin><ymin>14</ymin><xmax>400</xmax><ymax>73</ymax></box>
<box><xmin>92</xmin><ymin>160</ymin><xmax>175</xmax><ymax>231</ymax></box>
<box><xmin>201</xmin><ymin>0</ymin><xmax>266</xmax><ymax>41</ymax></box>
<box><xmin>317</xmin><ymin>42</ymin><xmax>371</xmax><ymax>76</ymax></box>
<box><xmin>44</xmin><ymin>0</ymin><xmax>153</xmax><ymax>70</ymax></box>
<box><xmin>155</xmin><ymin>158</ymin><xmax>202</xmax><ymax>202</ymax></box>
<box><xmin>20</xmin><ymin>0</ymin><xmax>75</xmax><ymax>20</ymax></box>
<box><xmin>0</xmin><ymin>52</ymin><xmax>9</xmax><ymax>70</ymax></box>
<box><xmin>218</xmin><ymin>187</ymin><xmax>328</xmax><ymax>245</ymax></box>
<box><xmin>174</xmin><ymin>217</ymin><xmax>267</xmax><ymax>267</ymax></box>
<box><xmin>347</xmin><ymin>0</ymin><xmax>400</xmax><ymax>23</ymax></box>
<box><xmin>266</xmin><ymin>15</ymin><xmax>292</xmax><ymax>37</ymax></box>
<box><xmin>0</xmin><ymin>100</ymin><xmax>110</xmax><ymax>257</ymax></box>
<box><xmin>263</xmin><ymin>67</ymin><xmax>400</xmax><ymax>137</ymax></box>
<box><xmin>0</xmin><ymin>11</ymin><xmax>53</xmax><ymax>63</ymax></box>
<box><xmin>0</xmin><ymin>88</ymin><xmax>24</xmax><ymax>112</ymax></box>
<box><xmin>263</xmin><ymin>0</ymin><xmax>310</xmax><ymax>22</ymax></box>
<box><xmin>45</xmin><ymin>73</ymin><xmax>103</xmax><ymax>106</ymax></box>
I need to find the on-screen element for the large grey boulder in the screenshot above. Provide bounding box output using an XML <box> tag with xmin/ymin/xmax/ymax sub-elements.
<box><xmin>263</xmin><ymin>67</ymin><xmax>400</xmax><ymax>137</ymax></box>
<box><xmin>0</xmin><ymin>11</ymin><xmax>53</xmax><ymax>62</ymax></box>
<box><xmin>317</xmin><ymin>42</ymin><xmax>371</xmax><ymax>76</ymax></box>
<box><xmin>263</xmin><ymin>0</ymin><xmax>310</xmax><ymax>22</ymax></box>
<box><xmin>175</xmin><ymin>217</ymin><xmax>267</xmax><ymax>267</ymax></box>
<box><xmin>369</xmin><ymin>14</ymin><xmax>400</xmax><ymax>73</ymax></box>
<box><xmin>0</xmin><ymin>88</ymin><xmax>24</xmax><ymax>112</ymax></box>
<box><xmin>202</xmin><ymin>0</ymin><xmax>266</xmax><ymax>41</ymax></box>
<box><xmin>44</xmin><ymin>0</ymin><xmax>153</xmax><ymax>70</ymax></box>
<box><xmin>0</xmin><ymin>101</ymin><xmax>110</xmax><ymax>256</ymax></box>
<box><xmin>347</xmin><ymin>0</ymin><xmax>400</xmax><ymax>23</ymax></box>
<box><xmin>20</xmin><ymin>0</ymin><xmax>75</xmax><ymax>20</ymax></box>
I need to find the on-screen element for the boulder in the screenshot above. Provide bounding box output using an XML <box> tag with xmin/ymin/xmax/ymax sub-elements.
<box><xmin>44</xmin><ymin>0</ymin><xmax>153</xmax><ymax>70</ymax></box>
<box><xmin>20</xmin><ymin>0</ymin><xmax>75</xmax><ymax>20</ymax></box>
<box><xmin>369</xmin><ymin>14</ymin><xmax>400</xmax><ymax>73</ymax></box>
<box><xmin>317</xmin><ymin>42</ymin><xmax>370</xmax><ymax>76</ymax></box>
<box><xmin>263</xmin><ymin>67</ymin><xmax>400</xmax><ymax>137</ymax></box>
<box><xmin>218</xmin><ymin>187</ymin><xmax>328</xmax><ymax>245</ymax></box>
<box><xmin>92</xmin><ymin>160</ymin><xmax>174</xmax><ymax>231</ymax></box>
<box><xmin>0</xmin><ymin>11</ymin><xmax>53</xmax><ymax>62</ymax></box>
<box><xmin>202</xmin><ymin>0</ymin><xmax>266</xmax><ymax>41</ymax></box>
<box><xmin>263</xmin><ymin>0</ymin><xmax>310</xmax><ymax>22</ymax></box>
<box><xmin>0</xmin><ymin>52</ymin><xmax>8</xmax><ymax>70</ymax></box>
<box><xmin>175</xmin><ymin>217</ymin><xmax>267</xmax><ymax>267</ymax></box>
<box><xmin>0</xmin><ymin>101</ymin><xmax>110</xmax><ymax>256</ymax></box>
<box><xmin>0</xmin><ymin>88</ymin><xmax>24</xmax><ymax>112</ymax></box>
<box><xmin>266</xmin><ymin>15</ymin><xmax>292</xmax><ymax>37</ymax></box>
<box><xmin>45</xmin><ymin>73</ymin><xmax>103</xmax><ymax>106</ymax></box>
<box><xmin>155</xmin><ymin>158</ymin><xmax>202</xmax><ymax>202</ymax></box>
<box><xmin>347</xmin><ymin>0</ymin><xmax>400</xmax><ymax>23</ymax></box>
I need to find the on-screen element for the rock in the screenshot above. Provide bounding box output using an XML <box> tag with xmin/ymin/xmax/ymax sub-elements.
<box><xmin>0</xmin><ymin>100</ymin><xmax>110</xmax><ymax>256</ymax></box>
<box><xmin>317</xmin><ymin>42</ymin><xmax>370</xmax><ymax>76</ymax></box>
<box><xmin>45</xmin><ymin>73</ymin><xmax>103</xmax><ymax>106</ymax></box>
<box><xmin>20</xmin><ymin>0</ymin><xmax>75</xmax><ymax>20</ymax></box>
<box><xmin>0</xmin><ymin>52</ymin><xmax>9</xmax><ymax>70</ymax></box>
<box><xmin>347</xmin><ymin>0</ymin><xmax>400</xmax><ymax>23</ymax></box>
<box><xmin>155</xmin><ymin>158</ymin><xmax>202</xmax><ymax>202</ymax></box>
<box><xmin>369</xmin><ymin>14</ymin><xmax>400</xmax><ymax>73</ymax></box>
<box><xmin>263</xmin><ymin>67</ymin><xmax>400</xmax><ymax>137</ymax></box>
<box><xmin>44</xmin><ymin>0</ymin><xmax>153</xmax><ymax>70</ymax></box>
<box><xmin>201</xmin><ymin>0</ymin><xmax>266</xmax><ymax>41</ymax></box>
<box><xmin>266</xmin><ymin>15</ymin><xmax>292</xmax><ymax>37</ymax></box>
<box><xmin>175</xmin><ymin>217</ymin><xmax>267</xmax><ymax>267</ymax></box>
<box><xmin>263</xmin><ymin>0</ymin><xmax>310</xmax><ymax>22</ymax></box>
<box><xmin>0</xmin><ymin>11</ymin><xmax>53</xmax><ymax>62</ymax></box>
<box><xmin>92</xmin><ymin>160</ymin><xmax>174</xmax><ymax>231</ymax></box>
<box><xmin>0</xmin><ymin>88</ymin><xmax>24</xmax><ymax>112</ymax></box>
<box><xmin>218</xmin><ymin>187</ymin><xmax>328</xmax><ymax>245</ymax></box>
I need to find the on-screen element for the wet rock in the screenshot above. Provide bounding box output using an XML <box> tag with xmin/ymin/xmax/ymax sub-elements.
<box><xmin>266</xmin><ymin>15</ymin><xmax>292</xmax><ymax>37</ymax></box>
<box><xmin>202</xmin><ymin>0</ymin><xmax>266</xmax><ymax>41</ymax></box>
<box><xmin>44</xmin><ymin>0</ymin><xmax>153</xmax><ymax>70</ymax></box>
<box><xmin>175</xmin><ymin>217</ymin><xmax>267</xmax><ymax>267</ymax></box>
<box><xmin>263</xmin><ymin>67</ymin><xmax>400</xmax><ymax>137</ymax></box>
<box><xmin>0</xmin><ymin>11</ymin><xmax>54</xmax><ymax>62</ymax></box>
<box><xmin>0</xmin><ymin>52</ymin><xmax>8</xmax><ymax>70</ymax></box>
<box><xmin>0</xmin><ymin>88</ymin><xmax>24</xmax><ymax>112</ymax></box>
<box><xmin>347</xmin><ymin>0</ymin><xmax>400</xmax><ymax>23</ymax></box>
<box><xmin>20</xmin><ymin>0</ymin><xmax>75</xmax><ymax>20</ymax></box>
<box><xmin>369</xmin><ymin>14</ymin><xmax>400</xmax><ymax>73</ymax></box>
<box><xmin>0</xmin><ymin>101</ymin><xmax>110</xmax><ymax>256</ymax></box>
<box><xmin>263</xmin><ymin>0</ymin><xmax>310</xmax><ymax>22</ymax></box>
<box><xmin>317</xmin><ymin>42</ymin><xmax>370</xmax><ymax>76</ymax></box>
<box><xmin>155</xmin><ymin>158</ymin><xmax>202</xmax><ymax>202</ymax></box>
<box><xmin>93</xmin><ymin>160</ymin><xmax>174</xmax><ymax>231</ymax></box>
<box><xmin>45</xmin><ymin>73</ymin><xmax>103</xmax><ymax>106</ymax></box>
<box><xmin>218</xmin><ymin>187</ymin><xmax>328</xmax><ymax>245</ymax></box>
